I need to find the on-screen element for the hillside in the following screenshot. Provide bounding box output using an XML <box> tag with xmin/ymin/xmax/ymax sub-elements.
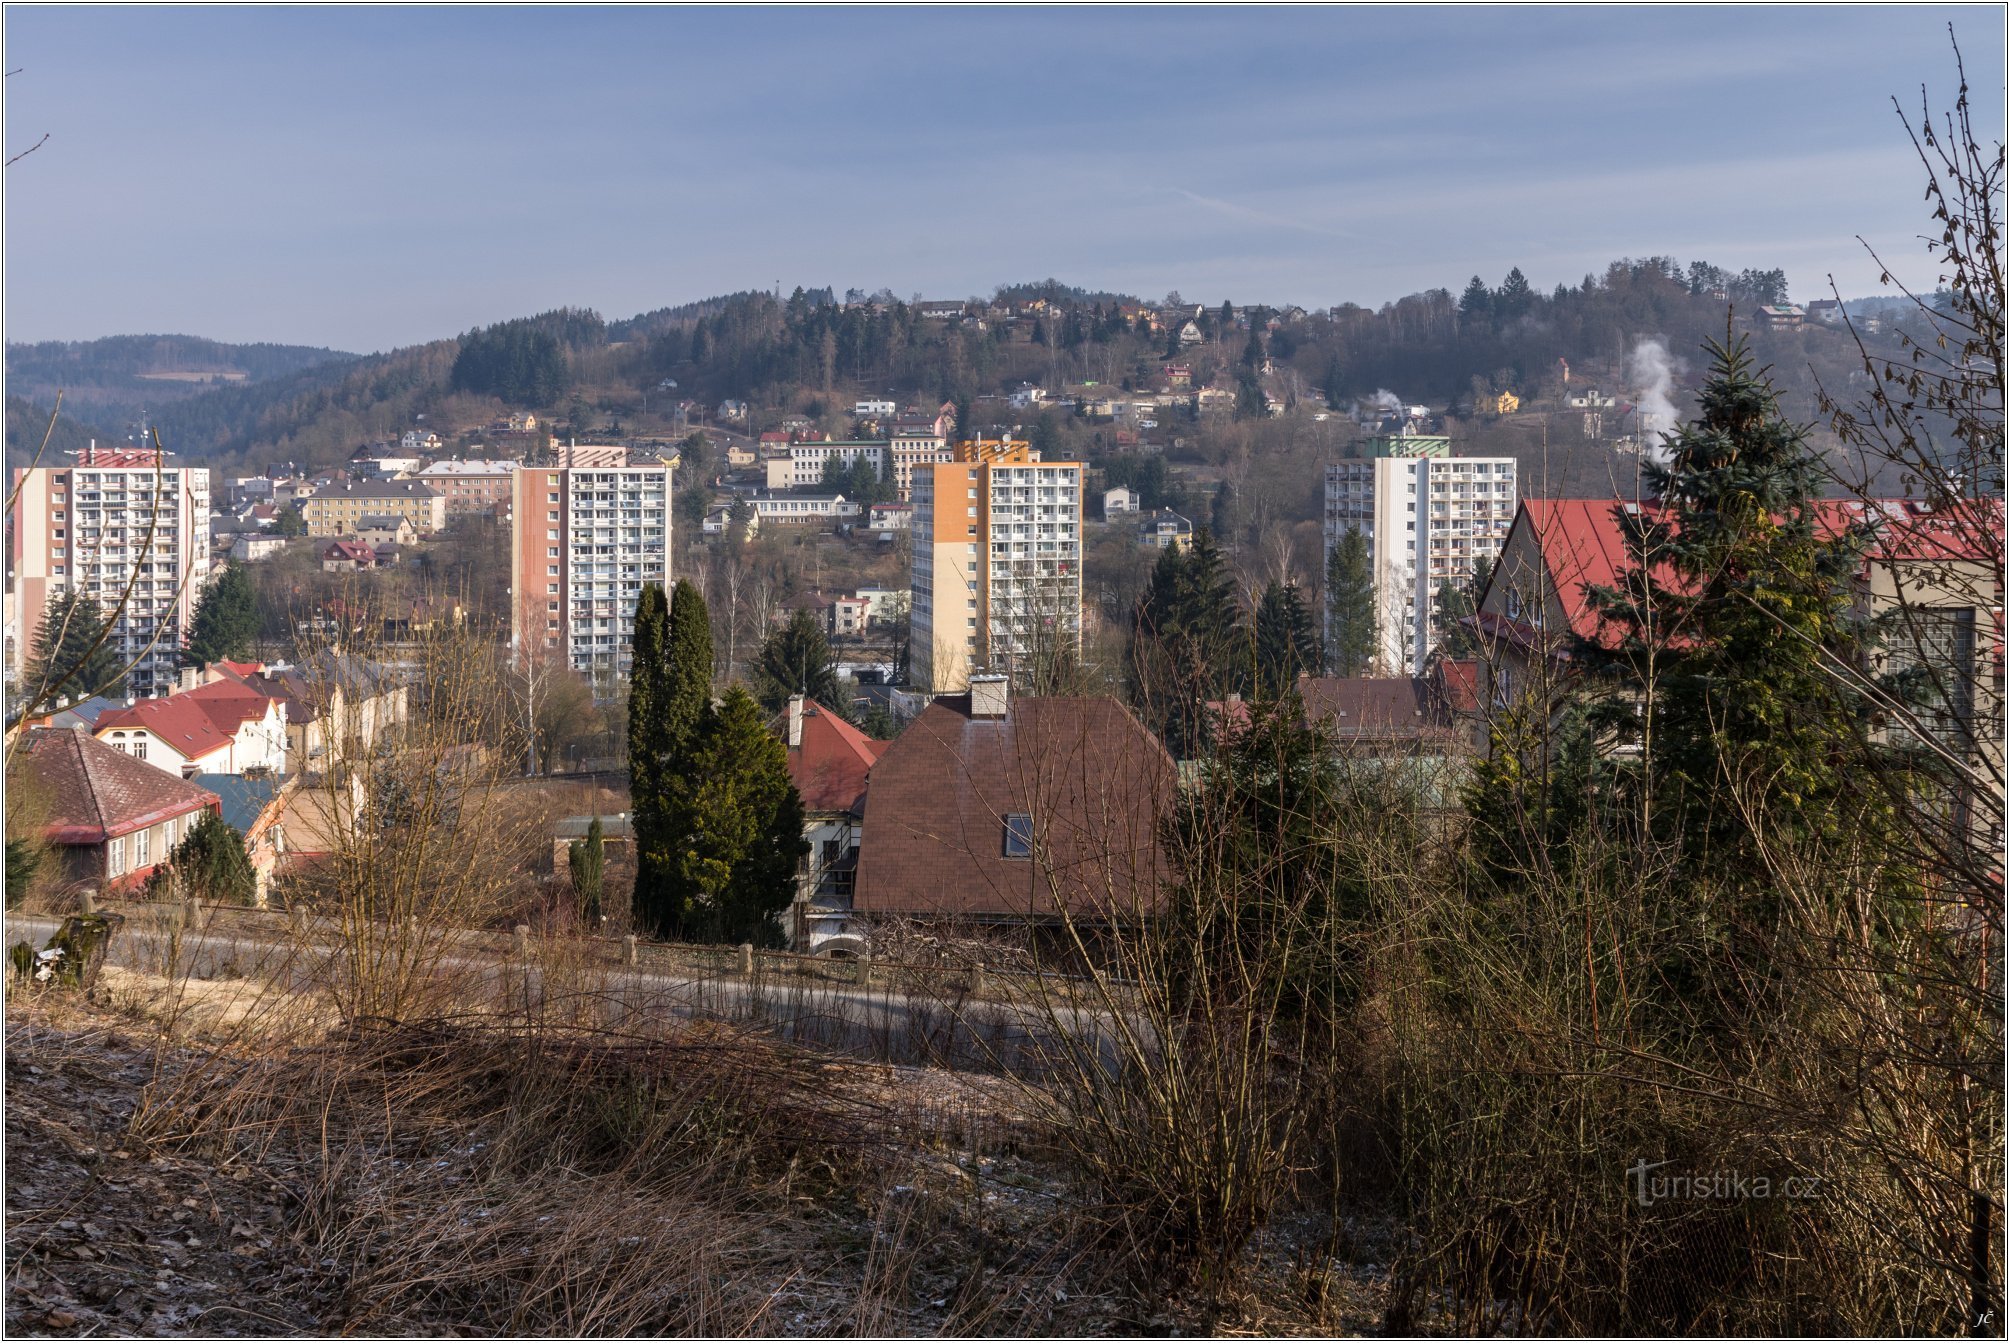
<box><xmin>4</xmin><ymin>396</ymin><xmax>121</xmax><ymax>474</ymax></box>
<box><xmin>4</xmin><ymin>335</ymin><xmax>358</xmax><ymax>435</ymax></box>
<box><xmin>22</xmin><ymin>262</ymin><xmax>1925</xmax><ymax>491</ymax></box>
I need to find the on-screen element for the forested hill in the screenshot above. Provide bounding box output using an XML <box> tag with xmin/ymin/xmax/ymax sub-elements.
<box><xmin>5</xmin><ymin>335</ymin><xmax>358</xmax><ymax>434</ymax></box>
<box><xmin>13</xmin><ymin>260</ymin><xmax>1922</xmax><ymax>477</ymax></box>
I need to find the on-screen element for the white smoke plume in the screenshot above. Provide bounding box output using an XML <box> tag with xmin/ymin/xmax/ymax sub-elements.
<box><xmin>1627</xmin><ymin>339</ymin><xmax>1683</xmax><ymax>460</ymax></box>
<box><xmin>1366</xmin><ymin>388</ymin><xmax>1402</xmax><ymax>411</ymax></box>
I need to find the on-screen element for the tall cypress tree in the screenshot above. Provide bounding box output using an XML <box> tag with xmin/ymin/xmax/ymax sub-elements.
<box><xmin>627</xmin><ymin>584</ymin><xmax>675</xmax><ymax>936</ymax></box>
<box><xmin>1325</xmin><ymin>529</ymin><xmax>1378</xmax><ymax>676</ymax></box>
<box><xmin>681</xmin><ymin>686</ymin><xmax>808</xmax><ymax>947</ymax></box>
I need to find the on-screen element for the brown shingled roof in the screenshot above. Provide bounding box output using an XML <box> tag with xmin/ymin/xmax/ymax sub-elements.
<box><xmin>782</xmin><ymin>701</ymin><xmax>886</xmax><ymax>816</ymax></box>
<box><xmin>853</xmin><ymin>694</ymin><xmax>1173</xmax><ymax>921</ymax></box>
<box><xmin>12</xmin><ymin>727</ymin><xmax>218</xmax><ymax>844</ymax></box>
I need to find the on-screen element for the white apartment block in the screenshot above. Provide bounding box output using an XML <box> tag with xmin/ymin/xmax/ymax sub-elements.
<box><xmin>889</xmin><ymin>432</ymin><xmax>952</xmax><ymax>502</ymax></box>
<box><xmin>1323</xmin><ymin>440</ymin><xmax>1516</xmax><ymax>675</ymax></box>
<box><xmin>910</xmin><ymin>442</ymin><xmax>1082</xmax><ymax>693</ymax></box>
<box><xmin>764</xmin><ymin>441</ymin><xmax>887</xmax><ymax>491</ymax></box>
<box><xmin>510</xmin><ymin>464</ymin><xmax>671</xmax><ymax>680</ymax></box>
<box><xmin>9</xmin><ymin>448</ymin><xmax>212</xmax><ymax>700</ymax></box>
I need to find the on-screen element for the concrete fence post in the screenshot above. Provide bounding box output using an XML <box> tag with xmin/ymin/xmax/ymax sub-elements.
<box><xmin>622</xmin><ymin>935</ymin><xmax>638</xmax><ymax>966</ymax></box>
<box><xmin>183</xmin><ymin>899</ymin><xmax>201</xmax><ymax>932</ymax></box>
<box><xmin>855</xmin><ymin>952</ymin><xmax>873</xmax><ymax>987</ymax></box>
<box><xmin>737</xmin><ymin>942</ymin><xmax>754</xmax><ymax>976</ymax></box>
<box><xmin>970</xmin><ymin>962</ymin><xmax>986</xmax><ymax>996</ymax></box>
<box><xmin>79</xmin><ymin>890</ymin><xmax>96</xmax><ymax>916</ymax></box>
<box><xmin>288</xmin><ymin>904</ymin><xmax>305</xmax><ymax>938</ymax></box>
<box><xmin>513</xmin><ymin>924</ymin><xmax>530</xmax><ymax>958</ymax></box>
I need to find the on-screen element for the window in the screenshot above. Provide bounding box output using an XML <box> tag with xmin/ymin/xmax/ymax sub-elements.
<box><xmin>136</xmin><ymin>828</ymin><xmax>151</xmax><ymax>868</ymax></box>
<box><xmin>1002</xmin><ymin>814</ymin><xmax>1034</xmax><ymax>858</ymax></box>
<box><xmin>108</xmin><ymin>836</ymin><xmax>124</xmax><ymax>875</ymax></box>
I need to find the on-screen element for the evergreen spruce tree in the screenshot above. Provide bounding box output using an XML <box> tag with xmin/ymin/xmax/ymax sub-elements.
<box><xmin>1324</xmin><ymin>529</ymin><xmax>1378</xmax><ymax>676</ymax></box>
<box><xmin>1583</xmin><ymin>336</ymin><xmax>1902</xmax><ymax>953</ymax></box>
<box><xmin>24</xmin><ymin>590</ymin><xmax>123</xmax><ymax>706</ymax></box>
<box><xmin>750</xmin><ymin>609</ymin><xmax>845</xmax><ymax>715</ymax></box>
<box><xmin>184</xmin><ymin>565</ymin><xmax>259</xmax><ymax>666</ymax></box>
<box><xmin>145</xmin><ymin>811</ymin><xmax>257</xmax><ymax>906</ymax></box>
<box><xmin>1128</xmin><ymin>529</ymin><xmax>1241</xmax><ymax>757</ymax></box>
<box><xmin>1251</xmin><ymin>581</ymin><xmax>1322</xmax><ymax>699</ymax></box>
<box><xmin>1458</xmin><ymin>275</ymin><xmax>1494</xmax><ymax>327</ymax></box>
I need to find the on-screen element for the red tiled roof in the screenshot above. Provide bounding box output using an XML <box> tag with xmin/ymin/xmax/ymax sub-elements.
<box><xmin>177</xmin><ymin>678</ymin><xmax>280</xmax><ymax>736</ymax></box>
<box><xmin>213</xmin><ymin>660</ymin><xmax>265</xmax><ymax>678</ymax></box>
<box><xmin>12</xmin><ymin>727</ymin><xmax>218</xmax><ymax>844</ymax></box>
<box><xmin>322</xmin><ymin>540</ymin><xmax>375</xmax><ymax>563</ymax></box>
<box><xmin>93</xmin><ymin>696</ymin><xmax>235</xmax><ymax>763</ymax></box>
<box><xmin>1436</xmin><ymin>658</ymin><xmax>1481</xmax><ymax>714</ymax></box>
<box><xmin>1512</xmin><ymin>496</ymin><xmax>2004</xmax><ymax>652</ymax></box>
<box><xmin>853</xmin><ymin>695</ymin><xmax>1174</xmax><ymax>921</ymax></box>
<box><xmin>783</xmin><ymin>701</ymin><xmax>886</xmax><ymax>815</ymax></box>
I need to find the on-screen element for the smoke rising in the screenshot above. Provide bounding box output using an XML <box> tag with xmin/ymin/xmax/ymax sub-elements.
<box><xmin>1628</xmin><ymin>339</ymin><xmax>1682</xmax><ymax>460</ymax></box>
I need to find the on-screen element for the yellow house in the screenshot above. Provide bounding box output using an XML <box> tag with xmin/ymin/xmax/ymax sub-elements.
<box><xmin>302</xmin><ymin>479</ymin><xmax>447</xmax><ymax>537</ymax></box>
<box><xmin>1492</xmin><ymin>390</ymin><xmax>1521</xmax><ymax>416</ymax></box>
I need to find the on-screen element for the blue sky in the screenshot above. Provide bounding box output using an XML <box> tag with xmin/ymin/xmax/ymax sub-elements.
<box><xmin>5</xmin><ymin>5</ymin><xmax>2002</xmax><ymax>353</ymax></box>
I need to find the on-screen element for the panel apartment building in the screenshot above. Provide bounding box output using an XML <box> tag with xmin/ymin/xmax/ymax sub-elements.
<box><xmin>1322</xmin><ymin>434</ymin><xmax>1516</xmax><ymax>675</ymax></box>
<box><xmin>910</xmin><ymin>439</ymin><xmax>1083</xmax><ymax>693</ymax></box>
<box><xmin>509</xmin><ymin>456</ymin><xmax>671</xmax><ymax>680</ymax></box>
<box><xmin>9</xmin><ymin>445</ymin><xmax>212</xmax><ymax>700</ymax></box>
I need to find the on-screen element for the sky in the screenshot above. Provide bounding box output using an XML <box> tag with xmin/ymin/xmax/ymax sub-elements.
<box><xmin>5</xmin><ymin>5</ymin><xmax>2003</xmax><ymax>354</ymax></box>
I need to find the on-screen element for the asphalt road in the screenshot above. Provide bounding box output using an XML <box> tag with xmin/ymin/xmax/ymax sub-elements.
<box><xmin>6</xmin><ymin>913</ymin><xmax>1127</xmax><ymax>1073</ymax></box>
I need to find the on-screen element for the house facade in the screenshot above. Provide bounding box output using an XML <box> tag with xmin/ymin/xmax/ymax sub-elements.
<box><xmin>11</xmin><ymin>727</ymin><xmax>221</xmax><ymax>894</ymax></box>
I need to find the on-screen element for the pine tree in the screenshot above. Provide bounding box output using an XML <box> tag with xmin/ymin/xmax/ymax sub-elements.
<box><xmin>184</xmin><ymin>565</ymin><xmax>258</xmax><ymax>666</ymax></box>
<box><xmin>24</xmin><ymin>590</ymin><xmax>123</xmax><ymax>706</ymax></box>
<box><xmin>1251</xmin><ymin>581</ymin><xmax>1322</xmax><ymax>699</ymax></box>
<box><xmin>750</xmin><ymin>609</ymin><xmax>844</xmax><ymax>715</ymax></box>
<box><xmin>1325</xmin><ymin>529</ymin><xmax>1378</xmax><ymax>675</ymax></box>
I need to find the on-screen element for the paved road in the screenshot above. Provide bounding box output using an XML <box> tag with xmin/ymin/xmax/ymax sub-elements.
<box><xmin>6</xmin><ymin>913</ymin><xmax>1127</xmax><ymax>1073</ymax></box>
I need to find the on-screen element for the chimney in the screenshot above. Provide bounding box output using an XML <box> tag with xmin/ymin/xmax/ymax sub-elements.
<box><xmin>786</xmin><ymin>694</ymin><xmax>805</xmax><ymax>748</ymax></box>
<box><xmin>969</xmin><ymin>673</ymin><xmax>1010</xmax><ymax>720</ymax></box>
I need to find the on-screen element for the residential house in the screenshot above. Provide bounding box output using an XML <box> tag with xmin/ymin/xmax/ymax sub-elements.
<box><xmin>353</xmin><ymin>515</ymin><xmax>417</xmax><ymax>548</ymax></box>
<box><xmin>1805</xmin><ymin>299</ymin><xmax>1844</xmax><ymax>325</ymax></box>
<box><xmin>701</xmin><ymin>501</ymin><xmax>760</xmax><ymax>541</ymax></box>
<box><xmin>1008</xmin><ymin>383</ymin><xmax>1047</xmax><ymax>410</ymax></box>
<box><xmin>321</xmin><ymin>539</ymin><xmax>376</xmax><ymax>572</ymax></box>
<box><xmin>831</xmin><ymin>594</ymin><xmax>868</xmax><ymax>638</ymax></box>
<box><xmin>916</xmin><ymin>300</ymin><xmax>967</xmax><ymax>322</ymax></box>
<box><xmin>853</xmin><ymin>585</ymin><xmax>909</xmax><ymax>628</ymax></box>
<box><xmin>717</xmin><ymin>399</ymin><xmax>749</xmax><ymax>422</ymax></box>
<box><xmin>866</xmin><ymin>502</ymin><xmax>913</xmax><ymax>531</ymax></box>
<box><xmin>1470</xmin><ymin>496</ymin><xmax>2003</xmax><ymax>760</ymax></box>
<box><xmin>230</xmin><ymin>533</ymin><xmax>288</xmax><ymax>562</ymax></box>
<box><xmin>1103</xmin><ymin>486</ymin><xmax>1140</xmax><ymax>519</ymax></box>
<box><xmin>10</xmin><ymin>727</ymin><xmax>221</xmax><ymax>894</ymax></box>
<box><xmin>92</xmin><ymin>674</ymin><xmax>288</xmax><ymax>778</ymax></box>
<box><xmin>855</xmin><ymin>399</ymin><xmax>898</xmax><ymax>417</ymax></box>
<box><xmin>1136</xmin><ymin>509</ymin><xmax>1194</xmax><ymax>549</ymax></box>
<box><xmin>725</xmin><ymin>442</ymin><xmax>757</xmax><ymax>469</ymax></box>
<box><xmin>236</xmin><ymin>650</ymin><xmax>409</xmax><ymax>772</ymax></box>
<box><xmin>399</xmin><ymin>430</ymin><xmax>444</xmax><ymax>453</ymax></box>
<box><xmin>1163</xmin><ymin>364</ymin><xmax>1193</xmax><ymax>389</ymax></box>
<box><xmin>1757</xmin><ymin>304</ymin><xmax>1807</xmax><ymax>331</ymax></box>
<box><xmin>851</xmin><ymin>679</ymin><xmax>1174</xmax><ymax>944</ymax></box>
<box><xmin>777</xmin><ymin>695</ymin><xmax>888</xmax><ymax>953</ymax></box>
<box><xmin>1178</xmin><ymin>320</ymin><xmax>1205</xmax><ymax>348</ymax></box>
